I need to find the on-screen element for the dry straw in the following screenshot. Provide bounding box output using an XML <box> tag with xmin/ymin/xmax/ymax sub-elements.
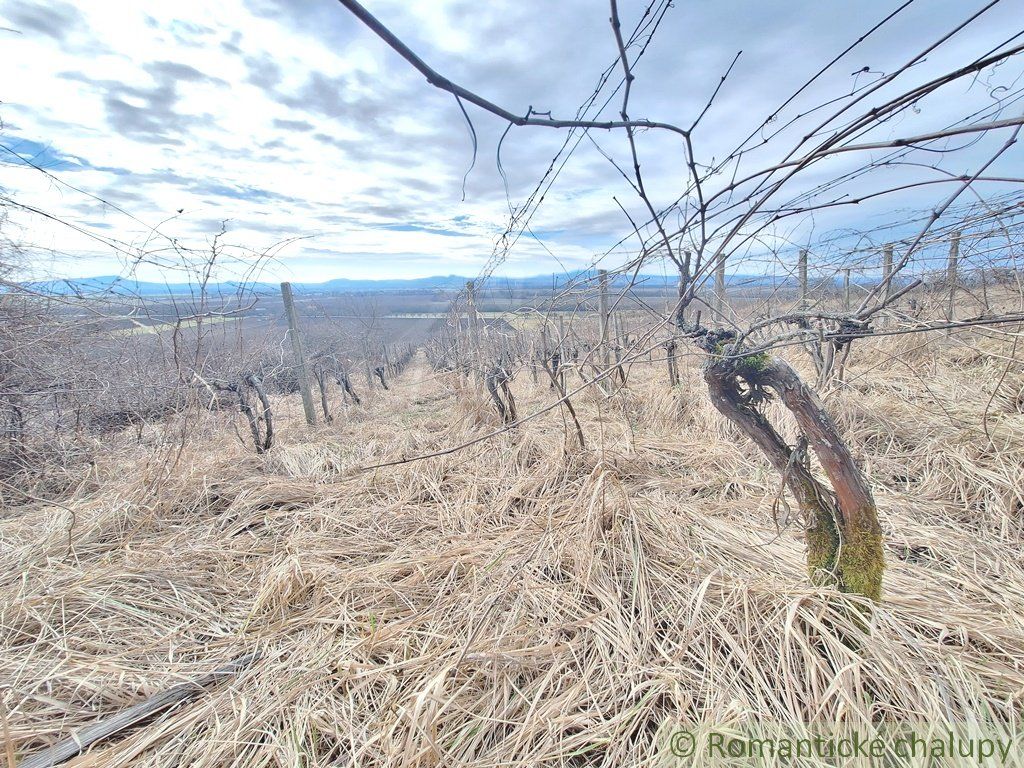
<box><xmin>2</xmin><ymin>331</ymin><xmax>1023</xmax><ymax>766</ymax></box>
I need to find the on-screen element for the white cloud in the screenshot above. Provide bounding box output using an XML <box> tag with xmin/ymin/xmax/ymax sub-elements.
<box><xmin>1</xmin><ymin>0</ymin><xmax>1022</xmax><ymax>284</ymax></box>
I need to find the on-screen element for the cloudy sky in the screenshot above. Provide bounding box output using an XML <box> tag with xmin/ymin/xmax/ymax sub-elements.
<box><xmin>1</xmin><ymin>0</ymin><xmax>1022</xmax><ymax>284</ymax></box>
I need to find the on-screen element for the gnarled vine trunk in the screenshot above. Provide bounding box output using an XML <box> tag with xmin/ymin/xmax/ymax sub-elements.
<box><xmin>336</xmin><ymin>372</ymin><xmax>361</xmax><ymax>405</ymax></box>
<box><xmin>702</xmin><ymin>350</ymin><xmax>883</xmax><ymax>600</ymax></box>
<box><xmin>485</xmin><ymin>365</ymin><xmax>517</xmax><ymax>425</ymax></box>
<box><xmin>312</xmin><ymin>366</ymin><xmax>333</xmax><ymax>422</ymax></box>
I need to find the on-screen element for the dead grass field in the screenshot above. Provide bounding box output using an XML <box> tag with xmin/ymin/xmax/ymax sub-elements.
<box><xmin>3</xmin><ymin>329</ymin><xmax>1024</xmax><ymax>766</ymax></box>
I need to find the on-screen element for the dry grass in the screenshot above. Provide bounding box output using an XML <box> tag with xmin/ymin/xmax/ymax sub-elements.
<box><xmin>2</xmin><ymin>330</ymin><xmax>1024</xmax><ymax>766</ymax></box>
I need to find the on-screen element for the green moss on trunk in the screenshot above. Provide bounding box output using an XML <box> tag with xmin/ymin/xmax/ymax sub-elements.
<box><xmin>805</xmin><ymin>500</ymin><xmax>841</xmax><ymax>588</ymax></box>
<box><xmin>836</xmin><ymin>516</ymin><xmax>884</xmax><ymax>602</ymax></box>
<box><xmin>805</xmin><ymin>502</ymin><xmax>884</xmax><ymax>602</ymax></box>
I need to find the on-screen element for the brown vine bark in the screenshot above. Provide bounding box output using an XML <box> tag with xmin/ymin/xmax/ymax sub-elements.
<box><xmin>485</xmin><ymin>366</ymin><xmax>511</xmax><ymax>424</ymax></box>
<box><xmin>702</xmin><ymin>350</ymin><xmax>883</xmax><ymax>600</ymax></box>
<box><xmin>665</xmin><ymin>339</ymin><xmax>679</xmax><ymax>387</ymax></box>
<box><xmin>245</xmin><ymin>374</ymin><xmax>274</xmax><ymax>453</ymax></box>
<box><xmin>312</xmin><ymin>366</ymin><xmax>333</xmax><ymax>422</ymax></box>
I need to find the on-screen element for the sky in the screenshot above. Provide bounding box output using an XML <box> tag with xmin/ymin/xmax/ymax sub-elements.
<box><xmin>0</xmin><ymin>0</ymin><xmax>1022</xmax><ymax>284</ymax></box>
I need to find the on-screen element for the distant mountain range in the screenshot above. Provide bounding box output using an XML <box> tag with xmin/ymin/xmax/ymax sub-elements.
<box><xmin>20</xmin><ymin>269</ymin><xmax>805</xmax><ymax>297</ymax></box>
<box><xmin>22</xmin><ymin>274</ymin><xmax>481</xmax><ymax>297</ymax></box>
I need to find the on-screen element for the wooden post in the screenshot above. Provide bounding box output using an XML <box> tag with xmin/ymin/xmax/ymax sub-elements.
<box><xmin>946</xmin><ymin>230</ymin><xmax>960</xmax><ymax>333</ymax></box>
<box><xmin>714</xmin><ymin>257</ymin><xmax>726</xmax><ymax>325</ymax></box>
<box><xmin>280</xmin><ymin>282</ymin><xmax>316</xmax><ymax>426</ymax></box>
<box><xmin>466</xmin><ymin>280</ymin><xmax>481</xmax><ymax>382</ymax></box>
<box><xmin>598</xmin><ymin>269</ymin><xmax>611</xmax><ymax>389</ymax></box>
<box><xmin>843</xmin><ymin>269</ymin><xmax>851</xmax><ymax>312</ymax></box>
<box><xmin>452</xmin><ymin>315</ymin><xmax>466</xmax><ymax>379</ymax></box>
<box><xmin>665</xmin><ymin>339</ymin><xmax>678</xmax><ymax>388</ymax></box>
<box><xmin>798</xmin><ymin>249</ymin><xmax>809</xmax><ymax>308</ymax></box>
<box><xmin>882</xmin><ymin>244</ymin><xmax>893</xmax><ymax>302</ymax></box>
<box><xmin>676</xmin><ymin>249</ymin><xmax>691</xmax><ymax>328</ymax></box>
<box><xmin>872</xmin><ymin>246</ymin><xmax>888</xmax><ymax>327</ymax></box>
<box><xmin>556</xmin><ymin>314</ymin><xmax>568</xmax><ymax>388</ymax></box>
